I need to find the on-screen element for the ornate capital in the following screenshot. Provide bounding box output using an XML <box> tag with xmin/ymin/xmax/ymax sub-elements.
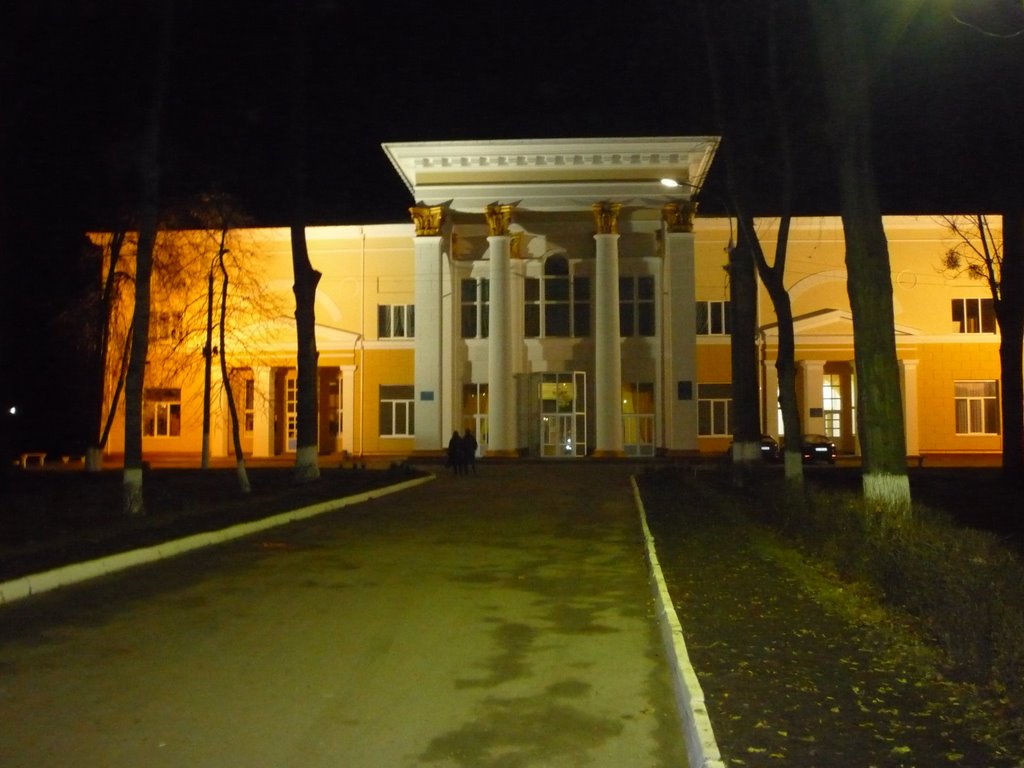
<box><xmin>662</xmin><ymin>201</ymin><xmax>698</xmax><ymax>233</ymax></box>
<box><xmin>409</xmin><ymin>203</ymin><xmax>447</xmax><ymax>236</ymax></box>
<box><xmin>591</xmin><ymin>202</ymin><xmax>622</xmax><ymax>234</ymax></box>
<box><xmin>485</xmin><ymin>202</ymin><xmax>516</xmax><ymax>237</ymax></box>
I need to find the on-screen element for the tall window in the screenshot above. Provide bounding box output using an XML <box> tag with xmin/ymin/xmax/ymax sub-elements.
<box><xmin>622</xmin><ymin>381</ymin><xmax>655</xmax><ymax>456</ymax></box>
<box><xmin>955</xmin><ymin>381</ymin><xmax>1000</xmax><ymax>435</ymax></box>
<box><xmin>243</xmin><ymin>378</ymin><xmax>255</xmax><ymax>434</ymax></box>
<box><xmin>378</xmin><ymin>304</ymin><xmax>415</xmax><ymax>338</ymax></box>
<box><xmin>952</xmin><ymin>298</ymin><xmax>996</xmax><ymax>334</ymax></box>
<box><xmin>620</xmin><ymin>276</ymin><xmax>655</xmax><ymax>337</ymax></box>
<box><xmin>143</xmin><ymin>388</ymin><xmax>181</xmax><ymax>437</ymax></box>
<box><xmin>380</xmin><ymin>385</ymin><xmax>415</xmax><ymax>437</ymax></box>
<box><xmin>696</xmin><ymin>301</ymin><xmax>731</xmax><ymax>335</ymax></box>
<box><xmin>697</xmin><ymin>383</ymin><xmax>733</xmax><ymax>436</ymax></box>
<box><xmin>524</xmin><ymin>256</ymin><xmax>590</xmax><ymax>338</ymax></box>
<box><xmin>460</xmin><ymin>278</ymin><xmax>489</xmax><ymax>339</ymax></box>
<box><xmin>823</xmin><ymin>374</ymin><xmax>842</xmax><ymax>438</ymax></box>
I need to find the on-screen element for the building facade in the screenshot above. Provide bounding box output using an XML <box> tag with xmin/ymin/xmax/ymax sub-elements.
<box><xmin>94</xmin><ymin>137</ymin><xmax>1007</xmax><ymax>463</ymax></box>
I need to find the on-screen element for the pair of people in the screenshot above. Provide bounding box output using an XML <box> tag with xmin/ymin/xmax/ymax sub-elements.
<box><xmin>447</xmin><ymin>429</ymin><xmax>478</xmax><ymax>475</ymax></box>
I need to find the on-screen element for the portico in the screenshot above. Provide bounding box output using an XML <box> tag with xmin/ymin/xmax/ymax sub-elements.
<box><xmin>383</xmin><ymin>136</ymin><xmax>721</xmax><ymax>459</ymax></box>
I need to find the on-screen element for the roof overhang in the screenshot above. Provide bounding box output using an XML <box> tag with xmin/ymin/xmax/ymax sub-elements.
<box><xmin>381</xmin><ymin>136</ymin><xmax>720</xmax><ymax>213</ymax></box>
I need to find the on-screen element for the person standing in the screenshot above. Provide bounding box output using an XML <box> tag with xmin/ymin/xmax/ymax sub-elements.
<box><xmin>462</xmin><ymin>428</ymin><xmax>478</xmax><ymax>475</ymax></box>
<box><xmin>447</xmin><ymin>431</ymin><xmax>464</xmax><ymax>475</ymax></box>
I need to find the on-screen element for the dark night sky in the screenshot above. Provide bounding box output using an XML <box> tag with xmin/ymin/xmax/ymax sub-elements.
<box><xmin>2</xmin><ymin>0</ymin><xmax>1022</xmax><ymax>455</ymax></box>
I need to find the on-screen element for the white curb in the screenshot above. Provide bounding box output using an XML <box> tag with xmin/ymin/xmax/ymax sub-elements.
<box><xmin>0</xmin><ymin>474</ymin><xmax>435</xmax><ymax>606</ymax></box>
<box><xmin>631</xmin><ymin>476</ymin><xmax>726</xmax><ymax>768</ymax></box>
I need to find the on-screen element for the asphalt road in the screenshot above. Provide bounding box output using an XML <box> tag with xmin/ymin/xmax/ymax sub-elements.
<box><xmin>0</xmin><ymin>463</ymin><xmax>687</xmax><ymax>767</ymax></box>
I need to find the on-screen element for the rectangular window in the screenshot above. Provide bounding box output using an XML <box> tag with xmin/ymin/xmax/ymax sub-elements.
<box><xmin>524</xmin><ymin>264</ymin><xmax>590</xmax><ymax>338</ymax></box>
<box><xmin>460</xmin><ymin>278</ymin><xmax>489</xmax><ymax>339</ymax></box>
<box><xmin>696</xmin><ymin>301</ymin><xmax>731</xmax><ymax>335</ymax></box>
<box><xmin>697</xmin><ymin>383</ymin><xmax>733</xmax><ymax>436</ymax></box>
<box><xmin>954</xmin><ymin>381</ymin><xmax>1000</xmax><ymax>435</ymax></box>
<box><xmin>573</xmin><ymin>277</ymin><xmax>590</xmax><ymax>337</ymax></box>
<box><xmin>380</xmin><ymin>385</ymin><xmax>415</xmax><ymax>437</ymax></box>
<box><xmin>143</xmin><ymin>387</ymin><xmax>181</xmax><ymax>437</ymax></box>
<box><xmin>524</xmin><ymin>277</ymin><xmax>540</xmax><ymax>338</ymax></box>
<box><xmin>378</xmin><ymin>304</ymin><xmax>415</xmax><ymax>338</ymax></box>
<box><xmin>952</xmin><ymin>298</ymin><xmax>996</xmax><ymax>333</ymax></box>
<box><xmin>151</xmin><ymin>311</ymin><xmax>183</xmax><ymax>343</ymax></box>
<box><xmin>620</xmin><ymin>276</ymin><xmax>655</xmax><ymax>337</ymax></box>
<box><xmin>243</xmin><ymin>378</ymin><xmax>255</xmax><ymax>433</ymax></box>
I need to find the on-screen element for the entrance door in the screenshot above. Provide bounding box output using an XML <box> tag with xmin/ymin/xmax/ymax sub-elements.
<box><xmin>462</xmin><ymin>383</ymin><xmax>488</xmax><ymax>457</ymax></box>
<box><xmin>538</xmin><ymin>372</ymin><xmax>586</xmax><ymax>457</ymax></box>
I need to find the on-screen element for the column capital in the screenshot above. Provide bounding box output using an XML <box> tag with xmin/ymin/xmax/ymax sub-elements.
<box><xmin>591</xmin><ymin>202</ymin><xmax>622</xmax><ymax>234</ymax></box>
<box><xmin>662</xmin><ymin>201</ymin><xmax>698</xmax><ymax>233</ymax></box>
<box><xmin>485</xmin><ymin>202</ymin><xmax>517</xmax><ymax>236</ymax></box>
<box><xmin>409</xmin><ymin>203</ymin><xmax>448</xmax><ymax>236</ymax></box>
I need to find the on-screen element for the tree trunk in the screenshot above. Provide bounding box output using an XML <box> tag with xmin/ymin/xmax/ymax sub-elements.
<box><xmin>291</xmin><ymin>226</ymin><xmax>322</xmax><ymax>482</ymax></box>
<box><xmin>998</xmin><ymin>209</ymin><xmax>1024</xmax><ymax>480</ymax></box>
<box><xmin>288</xmin><ymin>0</ymin><xmax>321</xmax><ymax>483</ymax></box>
<box><xmin>122</xmin><ymin>0</ymin><xmax>173</xmax><ymax>515</ymax></box>
<box><xmin>219</xmin><ymin>248</ymin><xmax>250</xmax><ymax>493</ymax></box>
<box><xmin>729</xmin><ymin>226</ymin><xmax>761</xmax><ymax>482</ymax></box>
<box><xmin>757</xmin><ymin>219</ymin><xmax>803</xmax><ymax>487</ymax></box>
<box><xmin>201</xmin><ymin>265</ymin><xmax>214</xmax><ymax>469</ymax></box>
<box><xmin>811</xmin><ymin>0</ymin><xmax>910</xmax><ymax>513</ymax></box>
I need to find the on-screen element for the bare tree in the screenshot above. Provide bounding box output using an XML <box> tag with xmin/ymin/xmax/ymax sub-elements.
<box><xmin>287</xmin><ymin>0</ymin><xmax>321</xmax><ymax>483</ymax></box>
<box><xmin>217</xmin><ymin>238</ymin><xmax>250</xmax><ymax>493</ymax></box>
<box><xmin>940</xmin><ymin>213</ymin><xmax>1024</xmax><ymax>478</ymax></box>
<box><xmin>700</xmin><ymin>0</ymin><xmax>805</xmax><ymax>485</ymax></box>
<box><xmin>72</xmin><ymin>230</ymin><xmax>135</xmax><ymax>472</ymax></box>
<box><xmin>810</xmin><ymin>0</ymin><xmax>911</xmax><ymax>514</ymax></box>
<box><xmin>123</xmin><ymin>0</ymin><xmax>174</xmax><ymax>515</ymax></box>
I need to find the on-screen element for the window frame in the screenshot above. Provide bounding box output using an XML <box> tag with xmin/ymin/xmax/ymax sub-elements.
<box><xmin>378</xmin><ymin>304</ymin><xmax>416</xmax><ymax>339</ymax></box>
<box><xmin>697</xmin><ymin>383</ymin><xmax>733</xmax><ymax>436</ymax></box>
<box><xmin>142</xmin><ymin>387</ymin><xmax>182</xmax><ymax>437</ymax></box>
<box><xmin>379</xmin><ymin>385</ymin><xmax>415</xmax><ymax>437</ymax></box>
<box><xmin>696</xmin><ymin>300</ymin><xmax>731</xmax><ymax>336</ymax></box>
<box><xmin>524</xmin><ymin>255</ymin><xmax>590</xmax><ymax>338</ymax></box>
<box><xmin>954</xmin><ymin>380</ymin><xmax>1000</xmax><ymax>435</ymax></box>
<box><xmin>952</xmin><ymin>297</ymin><xmax>996</xmax><ymax>334</ymax></box>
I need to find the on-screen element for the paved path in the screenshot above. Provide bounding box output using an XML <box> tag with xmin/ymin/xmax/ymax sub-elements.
<box><xmin>0</xmin><ymin>463</ymin><xmax>687</xmax><ymax>767</ymax></box>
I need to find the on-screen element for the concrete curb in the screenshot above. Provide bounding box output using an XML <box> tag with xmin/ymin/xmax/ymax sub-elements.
<box><xmin>631</xmin><ymin>476</ymin><xmax>726</xmax><ymax>768</ymax></box>
<box><xmin>0</xmin><ymin>473</ymin><xmax>435</xmax><ymax>606</ymax></box>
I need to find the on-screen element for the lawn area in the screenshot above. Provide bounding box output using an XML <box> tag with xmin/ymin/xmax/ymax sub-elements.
<box><xmin>0</xmin><ymin>463</ymin><xmax>426</xmax><ymax>581</ymax></box>
<box><xmin>639</xmin><ymin>463</ymin><xmax>1024</xmax><ymax>766</ymax></box>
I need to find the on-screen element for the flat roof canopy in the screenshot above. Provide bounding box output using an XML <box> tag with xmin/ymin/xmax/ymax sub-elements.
<box><xmin>382</xmin><ymin>136</ymin><xmax>720</xmax><ymax>213</ymax></box>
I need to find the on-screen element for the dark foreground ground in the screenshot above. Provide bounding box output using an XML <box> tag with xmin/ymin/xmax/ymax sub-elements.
<box><xmin>0</xmin><ymin>463</ymin><xmax>420</xmax><ymax>581</ymax></box>
<box><xmin>2</xmin><ymin>461</ymin><xmax>1023</xmax><ymax>766</ymax></box>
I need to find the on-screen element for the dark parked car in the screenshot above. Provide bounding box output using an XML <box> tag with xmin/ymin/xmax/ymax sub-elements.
<box><xmin>800</xmin><ymin>433</ymin><xmax>836</xmax><ymax>464</ymax></box>
<box><xmin>760</xmin><ymin>434</ymin><xmax>781</xmax><ymax>462</ymax></box>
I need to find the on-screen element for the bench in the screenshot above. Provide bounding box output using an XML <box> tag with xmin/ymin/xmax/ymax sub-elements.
<box><xmin>19</xmin><ymin>452</ymin><xmax>46</xmax><ymax>468</ymax></box>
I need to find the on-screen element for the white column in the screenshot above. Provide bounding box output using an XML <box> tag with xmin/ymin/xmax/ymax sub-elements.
<box><xmin>662</xmin><ymin>204</ymin><xmax>698</xmax><ymax>454</ymax></box>
<box><xmin>251</xmin><ymin>366</ymin><xmax>275</xmax><ymax>457</ymax></box>
<box><xmin>800</xmin><ymin>360</ymin><xmax>825</xmax><ymax>435</ymax></box>
<box><xmin>340</xmin><ymin>365</ymin><xmax>355</xmax><ymax>456</ymax></box>
<box><xmin>899</xmin><ymin>359</ymin><xmax>920</xmax><ymax>458</ymax></box>
<box><xmin>487</xmin><ymin>233</ymin><xmax>515</xmax><ymax>455</ymax></box>
<box><xmin>413</xmin><ymin>234</ymin><xmax>445</xmax><ymax>452</ymax></box>
<box><xmin>594</xmin><ymin>231</ymin><xmax>624</xmax><ymax>456</ymax></box>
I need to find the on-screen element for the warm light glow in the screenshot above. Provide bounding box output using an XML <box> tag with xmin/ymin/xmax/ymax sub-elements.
<box><xmin>660</xmin><ymin>178</ymin><xmax>680</xmax><ymax>188</ymax></box>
